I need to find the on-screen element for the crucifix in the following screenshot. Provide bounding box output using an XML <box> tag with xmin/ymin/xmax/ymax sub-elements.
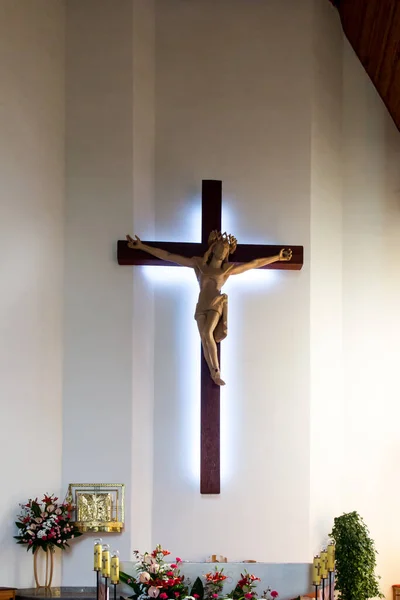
<box><xmin>117</xmin><ymin>180</ymin><xmax>303</xmax><ymax>494</ymax></box>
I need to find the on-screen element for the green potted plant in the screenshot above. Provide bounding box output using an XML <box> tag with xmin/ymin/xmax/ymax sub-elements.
<box><xmin>330</xmin><ymin>511</ymin><xmax>383</xmax><ymax>600</ymax></box>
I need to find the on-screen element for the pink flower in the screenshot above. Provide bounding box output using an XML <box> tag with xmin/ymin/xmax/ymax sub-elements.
<box><xmin>127</xmin><ymin>579</ymin><xmax>132</xmax><ymax>584</ymax></box>
<box><xmin>174</xmin><ymin>594</ymin><xmax>180</xmax><ymax>598</ymax></box>
<box><xmin>271</xmin><ymin>593</ymin><xmax>278</xmax><ymax>598</ymax></box>
<box><xmin>139</xmin><ymin>572</ymin><xmax>151</xmax><ymax>583</ymax></box>
<box><xmin>171</xmin><ymin>564</ymin><xmax>177</xmax><ymax>569</ymax></box>
<box><xmin>149</xmin><ymin>564</ymin><xmax>160</xmax><ymax>574</ymax></box>
<box><xmin>193</xmin><ymin>595</ymin><xmax>199</xmax><ymax>599</ymax></box>
<box><xmin>213</xmin><ymin>595</ymin><xmax>219</xmax><ymax>599</ymax></box>
<box><xmin>175</xmin><ymin>557</ymin><xmax>182</xmax><ymax>563</ymax></box>
<box><xmin>159</xmin><ymin>594</ymin><xmax>168</xmax><ymax>600</ymax></box>
<box><xmin>148</xmin><ymin>587</ymin><xmax>160</xmax><ymax>598</ymax></box>
<box><xmin>245</xmin><ymin>594</ymin><xmax>253</xmax><ymax>599</ymax></box>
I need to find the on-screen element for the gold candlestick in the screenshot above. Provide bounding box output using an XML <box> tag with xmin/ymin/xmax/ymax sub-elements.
<box><xmin>320</xmin><ymin>550</ymin><xmax>328</xmax><ymax>579</ymax></box>
<box><xmin>94</xmin><ymin>538</ymin><xmax>103</xmax><ymax>571</ymax></box>
<box><xmin>327</xmin><ymin>543</ymin><xmax>335</xmax><ymax>571</ymax></box>
<box><xmin>313</xmin><ymin>555</ymin><xmax>321</xmax><ymax>586</ymax></box>
<box><xmin>110</xmin><ymin>551</ymin><xmax>120</xmax><ymax>585</ymax></box>
<box><xmin>102</xmin><ymin>544</ymin><xmax>111</xmax><ymax>578</ymax></box>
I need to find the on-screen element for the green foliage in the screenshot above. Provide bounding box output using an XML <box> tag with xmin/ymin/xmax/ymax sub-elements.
<box><xmin>330</xmin><ymin>511</ymin><xmax>383</xmax><ymax>600</ymax></box>
<box><xmin>226</xmin><ymin>584</ymin><xmax>243</xmax><ymax>600</ymax></box>
<box><xmin>119</xmin><ymin>571</ymin><xmax>142</xmax><ymax>597</ymax></box>
<box><xmin>191</xmin><ymin>577</ymin><xmax>205</xmax><ymax>600</ymax></box>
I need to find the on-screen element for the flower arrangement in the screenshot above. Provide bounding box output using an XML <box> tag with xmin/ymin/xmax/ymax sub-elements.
<box><xmin>14</xmin><ymin>494</ymin><xmax>82</xmax><ymax>553</ymax></box>
<box><xmin>204</xmin><ymin>568</ymin><xmax>227</xmax><ymax>600</ymax></box>
<box><xmin>228</xmin><ymin>571</ymin><xmax>261</xmax><ymax>600</ymax></box>
<box><xmin>120</xmin><ymin>545</ymin><xmax>197</xmax><ymax>600</ymax></box>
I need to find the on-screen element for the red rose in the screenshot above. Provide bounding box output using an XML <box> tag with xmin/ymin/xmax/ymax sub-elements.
<box><xmin>271</xmin><ymin>592</ymin><xmax>278</xmax><ymax>598</ymax></box>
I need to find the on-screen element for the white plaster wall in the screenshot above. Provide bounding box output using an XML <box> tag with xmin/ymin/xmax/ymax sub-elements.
<box><xmin>152</xmin><ymin>0</ymin><xmax>312</xmax><ymax>562</ymax></box>
<box><xmin>308</xmin><ymin>8</ymin><xmax>400</xmax><ymax>593</ymax></box>
<box><xmin>341</xmin><ymin>41</ymin><xmax>400</xmax><ymax>599</ymax></box>
<box><xmin>131</xmin><ymin>0</ymin><xmax>156</xmax><ymax>554</ymax></box>
<box><xmin>0</xmin><ymin>0</ymin><xmax>65</xmax><ymax>586</ymax></box>
<box><xmin>309</xmin><ymin>0</ymin><xmax>345</xmax><ymax>552</ymax></box>
<box><xmin>63</xmin><ymin>0</ymin><xmax>136</xmax><ymax>584</ymax></box>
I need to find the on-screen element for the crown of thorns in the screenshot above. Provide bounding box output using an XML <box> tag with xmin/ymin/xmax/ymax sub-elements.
<box><xmin>208</xmin><ymin>230</ymin><xmax>237</xmax><ymax>254</ymax></box>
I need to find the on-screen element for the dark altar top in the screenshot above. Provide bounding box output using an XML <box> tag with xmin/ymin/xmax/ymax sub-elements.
<box><xmin>16</xmin><ymin>589</ymin><xmax>96</xmax><ymax>600</ymax></box>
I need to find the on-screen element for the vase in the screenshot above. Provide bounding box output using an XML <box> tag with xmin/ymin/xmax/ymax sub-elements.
<box><xmin>33</xmin><ymin>547</ymin><xmax>54</xmax><ymax>588</ymax></box>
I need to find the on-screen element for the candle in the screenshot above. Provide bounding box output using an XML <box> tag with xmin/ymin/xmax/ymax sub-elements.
<box><xmin>102</xmin><ymin>544</ymin><xmax>111</xmax><ymax>578</ymax></box>
<box><xmin>111</xmin><ymin>550</ymin><xmax>120</xmax><ymax>584</ymax></box>
<box><xmin>94</xmin><ymin>538</ymin><xmax>103</xmax><ymax>571</ymax></box>
<box><xmin>320</xmin><ymin>550</ymin><xmax>328</xmax><ymax>578</ymax></box>
<box><xmin>327</xmin><ymin>543</ymin><xmax>335</xmax><ymax>571</ymax></box>
<box><xmin>312</xmin><ymin>555</ymin><xmax>321</xmax><ymax>585</ymax></box>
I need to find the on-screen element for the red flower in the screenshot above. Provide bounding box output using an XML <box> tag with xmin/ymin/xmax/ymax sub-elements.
<box><xmin>193</xmin><ymin>595</ymin><xmax>199</xmax><ymax>599</ymax></box>
<box><xmin>167</xmin><ymin>572</ymin><xmax>174</xmax><ymax>577</ymax></box>
<box><xmin>160</xmin><ymin>595</ymin><xmax>168</xmax><ymax>600</ymax></box>
<box><xmin>171</xmin><ymin>564</ymin><xmax>177</xmax><ymax>569</ymax></box>
<box><xmin>245</xmin><ymin>595</ymin><xmax>253</xmax><ymax>599</ymax></box>
<box><xmin>271</xmin><ymin>592</ymin><xmax>278</xmax><ymax>598</ymax></box>
<box><xmin>175</xmin><ymin>557</ymin><xmax>182</xmax><ymax>563</ymax></box>
<box><xmin>213</xmin><ymin>595</ymin><xmax>218</xmax><ymax>599</ymax></box>
<box><xmin>174</xmin><ymin>593</ymin><xmax>180</xmax><ymax>598</ymax></box>
<box><xmin>163</xmin><ymin>550</ymin><xmax>171</xmax><ymax>556</ymax></box>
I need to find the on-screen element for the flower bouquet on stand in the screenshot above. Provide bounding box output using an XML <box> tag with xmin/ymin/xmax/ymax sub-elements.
<box><xmin>14</xmin><ymin>494</ymin><xmax>82</xmax><ymax>587</ymax></box>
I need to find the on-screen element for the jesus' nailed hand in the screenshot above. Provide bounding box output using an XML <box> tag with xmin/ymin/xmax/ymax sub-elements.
<box><xmin>126</xmin><ymin>232</ymin><xmax>292</xmax><ymax>386</ymax></box>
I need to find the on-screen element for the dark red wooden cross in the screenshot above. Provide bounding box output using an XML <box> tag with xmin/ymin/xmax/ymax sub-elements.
<box><xmin>117</xmin><ymin>180</ymin><xmax>303</xmax><ymax>494</ymax></box>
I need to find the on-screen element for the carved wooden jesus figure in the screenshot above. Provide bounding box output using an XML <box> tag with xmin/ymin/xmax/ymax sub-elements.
<box><xmin>127</xmin><ymin>232</ymin><xmax>292</xmax><ymax>385</ymax></box>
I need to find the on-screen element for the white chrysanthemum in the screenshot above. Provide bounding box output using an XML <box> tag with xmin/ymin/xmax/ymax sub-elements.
<box><xmin>37</xmin><ymin>531</ymin><xmax>45</xmax><ymax>538</ymax></box>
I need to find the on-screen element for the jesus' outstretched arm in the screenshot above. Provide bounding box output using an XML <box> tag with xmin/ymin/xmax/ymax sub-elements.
<box><xmin>126</xmin><ymin>234</ymin><xmax>195</xmax><ymax>268</ymax></box>
<box><xmin>228</xmin><ymin>248</ymin><xmax>292</xmax><ymax>275</ymax></box>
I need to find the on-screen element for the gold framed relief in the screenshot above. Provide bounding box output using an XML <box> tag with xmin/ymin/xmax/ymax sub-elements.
<box><xmin>66</xmin><ymin>483</ymin><xmax>125</xmax><ymax>533</ymax></box>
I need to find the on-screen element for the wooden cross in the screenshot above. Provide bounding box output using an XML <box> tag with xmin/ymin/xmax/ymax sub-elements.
<box><xmin>117</xmin><ymin>180</ymin><xmax>303</xmax><ymax>494</ymax></box>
